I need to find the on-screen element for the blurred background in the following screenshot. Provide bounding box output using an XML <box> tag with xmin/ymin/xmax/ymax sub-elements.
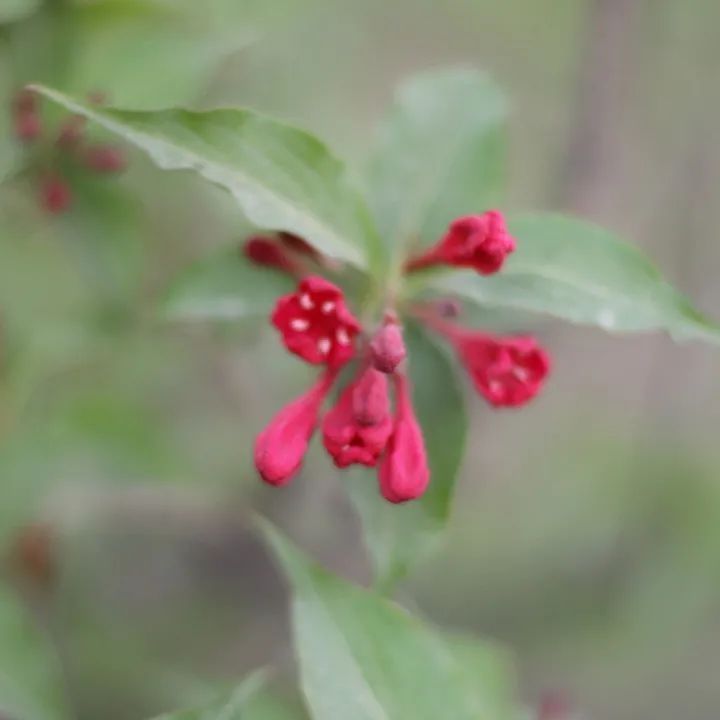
<box><xmin>1</xmin><ymin>0</ymin><xmax>720</xmax><ymax>718</ymax></box>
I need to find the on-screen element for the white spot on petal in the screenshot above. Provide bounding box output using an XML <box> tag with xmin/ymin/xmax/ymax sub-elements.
<box><xmin>321</xmin><ymin>300</ymin><xmax>335</xmax><ymax>314</ymax></box>
<box><xmin>290</xmin><ymin>318</ymin><xmax>309</xmax><ymax>332</ymax></box>
<box><xmin>318</xmin><ymin>337</ymin><xmax>331</xmax><ymax>355</ymax></box>
<box><xmin>299</xmin><ymin>293</ymin><xmax>314</xmax><ymax>310</ymax></box>
<box><xmin>513</xmin><ymin>367</ymin><xmax>529</xmax><ymax>381</ymax></box>
<box><xmin>336</xmin><ymin>328</ymin><xmax>350</xmax><ymax>346</ymax></box>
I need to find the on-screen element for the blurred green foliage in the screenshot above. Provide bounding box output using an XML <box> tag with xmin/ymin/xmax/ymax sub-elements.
<box><xmin>0</xmin><ymin>1</ymin><xmax>719</xmax><ymax>720</ymax></box>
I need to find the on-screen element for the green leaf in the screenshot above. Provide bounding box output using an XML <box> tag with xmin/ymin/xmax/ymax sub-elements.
<box><xmin>425</xmin><ymin>213</ymin><xmax>720</xmax><ymax>344</ymax></box>
<box><xmin>150</xmin><ymin>670</ymin><xmax>302</xmax><ymax>720</ymax></box>
<box><xmin>261</xmin><ymin>521</ymin><xmax>511</xmax><ymax>720</ymax></box>
<box><xmin>65</xmin><ymin>1</ymin><xmax>255</xmax><ymax>109</ymax></box>
<box><xmin>162</xmin><ymin>248</ymin><xmax>294</xmax><ymax>322</ymax></box>
<box><xmin>347</xmin><ymin>323</ymin><xmax>467</xmax><ymax>589</ymax></box>
<box><xmin>0</xmin><ymin>587</ymin><xmax>71</xmax><ymax>720</ymax></box>
<box><xmin>0</xmin><ymin>0</ymin><xmax>41</xmax><ymax>24</ymax></box>
<box><xmin>367</xmin><ymin>68</ymin><xmax>507</xmax><ymax>252</ymax></box>
<box><xmin>448</xmin><ymin>635</ymin><xmax>518</xmax><ymax>720</ymax></box>
<box><xmin>32</xmin><ymin>86</ymin><xmax>377</xmax><ymax>269</ymax></box>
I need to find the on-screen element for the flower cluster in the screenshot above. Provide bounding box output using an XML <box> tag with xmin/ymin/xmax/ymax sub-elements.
<box><xmin>250</xmin><ymin>212</ymin><xmax>550</xmax><ymax>503</ymax></box>
<box><xmin>10</xmin><ymin>88</ymin><xmax>126</xmax><ymax>214</ymax></box>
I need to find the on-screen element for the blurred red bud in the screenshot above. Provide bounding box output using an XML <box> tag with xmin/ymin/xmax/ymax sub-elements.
<box><xmin>14</xmin><ymin>112</ymin><xmax>42</xmax><ymax>142</ymax></box>
<box><xmin>84</xmin><ymin>145</ymin><xmax>127</xmax><ymax>173</ymax></box>
<box><xmin>7</xmin><ymin>522</ymin><xmax>55</xmax><ymax>593</ymax></box>
<box><xmin>56</xmin><ymin>115</ymin><xmax>86</xmax><ymax>149</ymax></box>
<box><xmin>370</xmin><ymin>317</ymin><xmax>407</xmax><ymax>374</ymax></box>
<box><xmin>40</xmin><ymin>176</ymin><xmax>72</xmax><ymax>214</ymax></box>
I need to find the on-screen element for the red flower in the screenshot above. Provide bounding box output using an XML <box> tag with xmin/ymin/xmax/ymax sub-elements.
<box><xmin>272</xmin><ymin>276</ymin><xmax>360</xmax><ymax>367</ymax></box>
<box><xmin>244</xmin><ymin>236</ymin><xmax>300</xmax><ymax>275</ymax></box>
<box><xmin>406</xmin><ymin>211</ymin><xmax>515</xmax><ymax>275</ymax></box>
<box><xmin>378</xmin><ymin>373</ymin><xmax>429</xmax><ymax>503</ymax></box>
<box><xmin>322</xmin><ymin>367</ymin><xmax>392</xmax><ymax>468</ymax></box>
<box><xmin>40</xmin><ymin>175</ymin><xmax>72</xmax><ymax>214</ymax></box>
<box><xmin>369</xmin><ymin>315</ymin><xmax>407</xmax><ymax>374</ymax></box>
<box><xmin>254</xmin><ymin>369</ymin><xmax>336</xmax><ymax>486</ymax></box>
<box><xmin>453</xmin><ymin>331</ymin><xmax>550</xmax><ymax>407</ymax></box>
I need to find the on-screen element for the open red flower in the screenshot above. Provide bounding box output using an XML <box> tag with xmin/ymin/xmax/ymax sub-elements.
<box><xmin>322</xmin><ymin>367</ymin><xmax>392</xmax><ymax>468</ymax></box>
<box><xmin>453</xmin><ymin>331</ymin><xmax>550</xmax><ymax>407</ymax></box>
<box><xmin>254</xmin><ymin>369</ymin><xmax>336</xmax><ymax>486</ymax></box>
<box><xmin>272</xmin><ymin>276</ymin><xmax>360</xmax><ymax>367</ymax></box>
<box><xmin>406</xmin><ymin>211</ymin><xmax>515</xmax><ymax>275</ymax></box>
<box><xmin>378</xmin><ymin>373</ymin><xmax>429</xmax><ymax>503</ymax></box>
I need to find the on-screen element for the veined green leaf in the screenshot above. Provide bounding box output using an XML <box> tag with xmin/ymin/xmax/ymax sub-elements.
<box><xmin>347</xmin><ymin>322</ymin><xmax>467</xmax><ymax>589</ymax></box>
<box><xmin>425</xmin><ymin>214</ymin><xmax>720</xmax><ymax>344</ymax></box>
<box><xmin>32</xmin><ymin>86</ymin><xmax>377</xmax><ymax>269</ymax></box>
<box><xmin>367</xmin><ymin>68</ymin><xmax>507</xmax><ymax>252</ymax></box>
<box><xmin>0</xmin><ymin>588</ymin><xmax>71</xmax><ymax>720</ymax></box>
<box><xmin>261</xmin><ymin>521</ymin><xmax>507</xmax><ymax>720</ymax></box>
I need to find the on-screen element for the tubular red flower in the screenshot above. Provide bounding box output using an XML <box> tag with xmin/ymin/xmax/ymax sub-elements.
<box><xmin>405</xmin><ymin>211</ymin><xmax>515</xmax><ymax>275</ymax></box>
<box><xmin>254</xmin><ymin>369</ymin><xmax>336</xmax><ymax>486</ymax></box>
<box><xmin>40</xmin><ymin>176</ymin><xmax>72</xmax><ymax>215</ymax></box>
<box><xmin>453</xmin><ymin>330</ymin><xmax>550</xmax><ymax>407</ymax></box>
<box><xmin>369</xmin><ymin>316</ymin><xmax>406</xmax><ymax>374</ymax></box>
<box><xmin>14</xmin><ymin>112</ymin><xmax>42</xmax><ymax>142</ymax></box>
<box><xmin>271</xmin><ymin>276</ymin><xmax>361</xmax><ymax>367</ymax></box>
<box><xmin>244</xmin><ymin>236</ymin><xmax>300</xmax><ymax>275</ymax></box>
<box><xmin>322</xmin><ymin>368</ymin><xmax>392</xmax><ymax>468</ymax></box>
<box><xmin>378</xmin><ymin>373</ymin><xmax>429</xmax><ymax>504</ymax></box>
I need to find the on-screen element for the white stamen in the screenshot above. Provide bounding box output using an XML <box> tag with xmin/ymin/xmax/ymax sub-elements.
<box><xmin>318</xmin><ymin>337</ymin><xmax>331</xmax><ymax>355</ymax></box>
<box><xmin>321</xmin><ymin>300</ymin><xmax>335</xmax><ymax>314</ymax></box>
<box><xmin>290</xmin><ymin>318</ymin><xmax>309</xmax><ymax>332</ymax></box>
<box><xmin>336</xmin><ymin>328</ymin><xmax>350</xmax><ymax>346</ymax></box>
<box><xmin>299</xmin><ymin>293</ymin><xmax>314</xmax><ymax>310</ymax></box>
<box><xmin>513</xmin><ymin>367</ymin><xmax>529</xmax><ymax>381</ymax></box>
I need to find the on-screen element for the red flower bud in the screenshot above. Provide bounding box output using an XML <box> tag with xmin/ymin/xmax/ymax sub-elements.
<box><xmin>369</xmin><ymin>317</ymin><xmax>406</xmax><ymax>374</ymax></box>
<box><xmin>40</xmin><ymin>176</ymin><xmax>72</xmax><ymax>214</ymax></box>
<box><xmin>322</xmin><ymin>368</ymin><xmax>392</xmax><ymax>468</ymax></box>
<box><xmin>378</xmin><ymin>373</ymin><xmax>429</xmax><ymax>503</ymax></box>
<box><xmin>244</xmin><ymin>236</ymin><xmax>300</xmax><ymax>275</ymax></box>
<box><xmin>406</xmin><ymin>211</ymin><xmax>515</xmax><ymax>275</ymax></box>
<box><xmin>83</xmin><ymin>144</ymin><xmax>127</xmax><ymax>173</ymax></box>
<box><xmin>351</xmin><ymin>366</ymin><xmax>390</xmax><ymax>426</ymax></box>
<box><xmin>271</xmin><ymin>276</ymin><xmax>361</xmax><ymax>367</ymax></box>
<box><xmin>8</xmin><ymin>522</ymin><xmax>55</xmax><ymax>593</ymax></box>
<box><xmin>254</xmin><ymin>369</ymin><xmax>336</xmax><ymax>486</ymax></box>
<box><xmin>537</xmin><ymin>691</ymin><xmax>573</xmax><ymax>720</ymax></box>
<box><xmin>56</xmin><ymin>115</ymin><xmax>86</xmax><ymax>149</ymax></box>
<box><xmin>454</xmin><ymin>330</ymin><xmax>550</xmax><ymax>407</ymax></box>
<box><xmin>14</xmin><ymin>112</ymin><xmax>42</xmax><ymax>142</ymax></box>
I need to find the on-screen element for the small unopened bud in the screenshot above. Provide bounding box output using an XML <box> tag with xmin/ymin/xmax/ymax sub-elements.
<box><xmin>370</xmin><ymin>317</ymin><xmax>406</xmax><ymax>374</ymax></box>
<box><xmin>40</xmin><ymin>176</ymin><xmax>72</xmax><ymax>214</ymax></box>
<box><xmin>244</xmin><ymin>236</ymin><xmax>299</xmax><ymax>275</ymax></box>
<box><xmin>56</xmin><ymin>116</ymin><xmax>86</xmax><ymax>148</ymax></box>
<box><xmin>351</xmin><ymin>367</ymin><xmax>390</xmax><ymax>426</ymax></box>
<box><xmin>14</xmin><ymin>112</ymin><xmax>42</xmax><ymax>142</ymax></box>
<box><xmin>7</xmin><ymin>522</ymin><xmax>55</xmax><ymax>594</ymax></box>
<box><xmin>537</xmin><ymin>691</ymin><xmax>573</xmax><ymax>720</ymax></box>
<box><xmin>12</xmin><ymin>89</ymin><xmax>36</xmax><ymax>116</ymax></box>
<box><xmin>84</xmin><ymin>145</ymin><xmax>127</xmax><ymax>173</ymax></box>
